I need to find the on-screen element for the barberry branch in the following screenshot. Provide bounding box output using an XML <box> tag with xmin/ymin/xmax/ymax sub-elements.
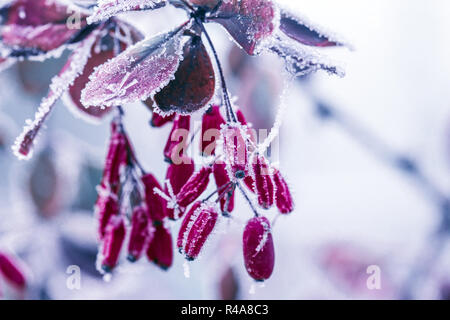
<box><xmin>195</xmin><ymin>18</ymin><xmax>237</xmax><ymax>123</ymax></box>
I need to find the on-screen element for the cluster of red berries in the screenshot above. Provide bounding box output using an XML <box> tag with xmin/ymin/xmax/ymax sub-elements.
<box><xmin>95</xmin><ymin>105</ymin><xmax>293</xmax><ymax>281</ymax></box>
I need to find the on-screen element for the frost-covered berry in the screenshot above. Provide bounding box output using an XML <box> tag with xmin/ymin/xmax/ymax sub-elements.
<box><xmin>165</xmin><ymin>156</ymin><xmax>195</xmax><ymax>220</ymax></box>
<box><xmin>252</xmin><ymin>155</ymin><xmax>275</xmax><ymax>209</ymax></box>
<box><xmin>0</xmin><ymin>252</ymin><xmax>26</xmax><ymax>290</ymax></box>
<box><xmin>101</xmin><ymin>124</ymin><xmax>128</xmax><ymax>194</ymax></box>
<box><xmin>243</xmin><ymin>216</ymin><xmax>275</xmax><ymax>281</ymax></box>
<box><xmin>127</xmin><ymin>205</ymin><xmax>152</xmax><ymax>262</ymax></box>
<box><xmin>183</xmin><ymin>203</ymin><xmax>218</xmax><ymax>261</ymax></box>
<box><xmin>201</xmin><ymin>105</ymin><xmax>225</xmax><ymax>156</ymax></box>
<box><xmin>273</xmin><ymin>169</ymin><xmax>294</xmax><ymax>214</ymax></box>
<box><xmin>213</xmin><ymin>162</ymin><xmax>235</xmax><ymax>214</ymax></box>
<box><xmin>163</xmin><ymin>115</ymin><xmax>190</xmax><ymax>163</ymax></box>
<box><xmin>221</xmin><ymin>124</ymin><xmax>249</xmax><ymax>179</ymax></box>
<box><xmin>177</xmin><ymin>201</ymin><xmax>203</xmax><ymax>252</ymax></box>
<box><xmin>101</xmin><ymin>216</ymin><xmax>126</xmax><ymax>272</ymax></box>
<box><xmin>150</xmin><ymin>112</ymin><xmax>175</xmax><ymax>128</ymax></box>
<box><xmin>142</xmin><ymin>173</ymin><xmax>167</xmax><ymax>222</ymax></box>
<box><xmin>177</xmin><ymin>166</ymin><xmax>212</xmax><ymax>207</ymax></box>
<box><xmin>146</xmin><ymin>225</ymin><xmax>173</xmax><ymax>270</ymax></box>
<box><xmin>95</xmin><ymin>193</ymin><xmax>119</xmax><ymax>240</ymax></box>
<box><xmin>243</xmin><ymin>175</ymin><xmax>256</xmax><ymax>193</ymax></box>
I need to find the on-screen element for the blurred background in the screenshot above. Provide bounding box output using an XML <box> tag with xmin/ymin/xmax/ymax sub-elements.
<box><xmin>0</xmin><ymin>0</ymin><xmax>449</xmax><ymax>299</ymax></box>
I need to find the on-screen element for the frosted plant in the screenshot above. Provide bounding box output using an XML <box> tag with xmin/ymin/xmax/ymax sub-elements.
<box><xmin>1</xmin><ymin>0</ymin><xmax>348</xmax><ymax>281</ymax></box>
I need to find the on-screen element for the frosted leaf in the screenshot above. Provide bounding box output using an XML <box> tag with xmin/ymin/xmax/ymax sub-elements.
<box><xmin>87</xmin><ymin>0</ymin><xmax>167</xmax><ymax>24</ymax></box>
<box><xmin>12</xmin><ymin>31</ymin><xmax>98</xmax><ymax>160</ymax></box>
<box><xmin>279</xmin><ymin>9</ymin><xmax>352</xmax><ymax>49</ymax></box>
<box><xmin>0</xmin><ymin>0</ymin><xmax>89</xmax><ymax>58</ymax></box>
<box><xmin>62</xmin><ymin>22</ymin><xmax>143</xmax><ymax>123</ymax></box>
<box><xmin>269</xmin><ymin>32</ymin><xmax>345</xmax><ymax>78</ymax></box>
<box><xmin>154</xmin><ymin>35</ymin><xmax>215</xmax><ymax>114</ymax></box>
<box><xmin>81</xmin><ymin>25</ymin><xmax>187</xmax><ymax>108</ymax></box>
<box><xmin>209</xmin><ymin>0</ymin><xmax>278</xmax><ymax>55</ymax></box>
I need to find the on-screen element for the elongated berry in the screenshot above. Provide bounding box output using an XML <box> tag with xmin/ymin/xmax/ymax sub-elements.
<box><xmin>95</xmin><ymin>192</ymin><xmax>119</xmax><ymax>240</ymax></box>
<box><xmin>163</xmin><ymin>115</ymin><xmax>190</xmax><ymax>163</ymax></box>
<box><xmin>243</xmin><ymin>217</ymin><xmax>275</xmax><ymax>281</ymax></box>
<box><xmin>183</xmin><ymin>203</ymin><xmax>219</xmax><ymax>261</ymax></box>
<box><xmin>201</xmin><ymin>105</ymin><xmax>225</xmax><ymax>156</ymax></box>
<box><xmin>146</xmin><ymin>225</ymin><xmax>173</xmax><ymax>270</ymax></box>
<box><xmin>221</xmin><ymin>124</ymin><xmax>248</xmax><ymax>179</ymax></box>
<box><xmin>243</xmin><ymin>175</ymin><xmax>256</xmax><ymax>193</ymax></box>
<box><xmin>127</xmin><ymin>206</ymin><xmax>152</xmax><ymax>262</ymax></box>
<box><xmin>253</xmin><ymin>155</ymin><xmax>274</xmax><ymax>209</ymax></box>
<box><xmin>165</xmin><ymin>156</ymin><xmax>195</xmax><ymax>220</ymax></box>
<box><xmin>150</xmin><ymin>112</ymin><xmax>175</xmax><ymax>128</ymax></box>
<box><xmin>101</xmin><ymin>120</ymin><xmax>128</xmax><ymax>194</ymax></box>
<box><xmin>273</xmin><ymin>169</ymin><xmax>294</xmax><ymax>214</ymax></box>
<box><xmin>101</xmin><ymin>216</ymin><xmax>126</xmax><ymax>272</ymax></box>
<box><xmin>177</xmin><ymin>201</ymin><xmax>202</xmax><ymax>251</ymax></box>
<box><xmin>213</xmin><ymin>162</ymin><xmax>235</xmax><ymax>214</ymax></box>
<box><xmin>0</xmin><ymin>252</ymin><xmax>26</xmax><ymax>290</ymax></box>
<box><xmin>142</xmin><ymin>173</ymin><xmax>166</xmax><ymax>222</ymax></box>
<box><xmin>236</xmin><ymin>109</ymin><xmax>257</xmax><ymax>152</ymax></box>
<box><xmin>177</xmin><ymin>166</ymin><xmax>212</xmax><ymax>207</ymax></box>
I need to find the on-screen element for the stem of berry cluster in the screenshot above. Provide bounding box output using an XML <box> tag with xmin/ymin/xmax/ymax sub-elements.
<box><xmin>203</xmin><ymin>181</ymin><xmax>233</xmax><ymax>202</ymax></box>
<box><xmin>237</xmin><ymin>182</ymin><xmax>260</xmax><ymax>217</ymax></box>
<box><xmin>195</xmin><ymin>19</ymin><xmax>237</xmax><ymax>123</ymax></box>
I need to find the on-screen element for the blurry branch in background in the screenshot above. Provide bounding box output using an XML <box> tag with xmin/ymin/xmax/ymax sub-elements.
<box><xmin>303</xmin><ymin>84</ymin><xmax>450</xmax><ymax>299</ymax></box>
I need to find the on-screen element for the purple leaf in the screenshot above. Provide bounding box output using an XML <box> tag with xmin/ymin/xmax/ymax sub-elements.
<box><xmin>87</xmin><ymin>0</ymin><xmax>167</xmax><ymax>24</ymax></box>
<box><xmin>209</xmin><ymin>0</ymin><xmax>277</xmax><ymax>55</ymax></box>
<box><xmin>280</xmin><ymin>10</ymin><xmax>350</xmax><ymax>48</ymax></box>
<box><xmin>81</xmin><ymin>25</ymin><xmax>187</xmax><ymax>108</ymax></box>
<box><xmin>63</xmin><ymin>22</ymin><xmax>144</xmax><ymax>123</ymax></box>
<box><xmin>154</xmin><ymin>35</ymin><xmax>215</xmax><ymax>114</ymax></box>
<box><xmin>0</xmin><ymin>0</ymin><xmax>89</xmax><ymax>58</ymax></box>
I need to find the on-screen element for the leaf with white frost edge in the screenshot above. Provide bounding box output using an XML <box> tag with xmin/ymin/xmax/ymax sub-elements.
<box><xmin>80</xmin><ymin>25</ymin><xmax>187</xmax><ymax>108</ymax></box>
<box><xmin>87</xmin><ymin>0</ymin><xmax>167</xmax><ymax>24</ymax></box>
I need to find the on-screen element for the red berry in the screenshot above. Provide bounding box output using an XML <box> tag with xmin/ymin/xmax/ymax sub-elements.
<box><xmin>0</xmin><ymin>252</ymin><xmax>26</xmax><ymax>290</ymax></box>
<box><xmin>127</xmin><ymin>205</ymin><xmax>152</xmax><ymax>262</ymax></box>
<box><xmin>243</xmin><ymin>216</ymin><xmax>275</xmax><ymax>281</ymax></box>
<box><xmin>95</xmin><ymin>193</ymin><xmax>119</xmax><ymax>240</ymax></box>
<box><xmin>252</xmin><ymin>155</ymin><xmax>274</xmax><ymax>209</ymax></box>
<box><xmin>165</xmin><ymin>156</ymin><xmax>195</xmax><ymax>220</ymax></box>
<box><xmin>201</xmin><ymin>105</ymin><xmax>225</xmax><ymax>156</ymax></box>
<box><xmin>101</xmin><ymin>121</ymin><xmax>128</xmax><ymax>194</ymax></box>
<box><xmin>183</xmin><ymin>203</ymin><xmax>218</xmax><ymax>261</ymax></box>
<box><xmin>146</xmin><ymin>225</ymin><xmax>173</xmax><ymax>270</ymax></box>
<box><xmin>101</xmin><ymin>216</ymin><xmax>126</xmax><ymax>272</ymax></box>
<box><xmin>273</xmin><ymin>169</ymin><xmax>294</xmax><ymax>214</ymax></box>
<box><xmin>163</xmin><ymin>115</ymin><xmax>190</xmax><ymax>163</ymax></box>
<box><xmin>176</xmin><ymin>166</ymin><xmax>212</xmax><ymax>207</ymax></box>
<box><xmin>150</xmin><ymin>112</ymin><xmax>175</xmax><ymax>128</ymax></box>
<box><xmin>177</xmin><ymin>201</ymin><xmax>203</xmax><ymax>251</ymax></box>
<box><xmin>142</xmin><ymin>173</ymin><xmax>167</xmax><ymax>222</ymax></box>
<box><xmin>221</xmin><ymin>124</ymin><xmax>248</xmax><ymax>179</ymax></box>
